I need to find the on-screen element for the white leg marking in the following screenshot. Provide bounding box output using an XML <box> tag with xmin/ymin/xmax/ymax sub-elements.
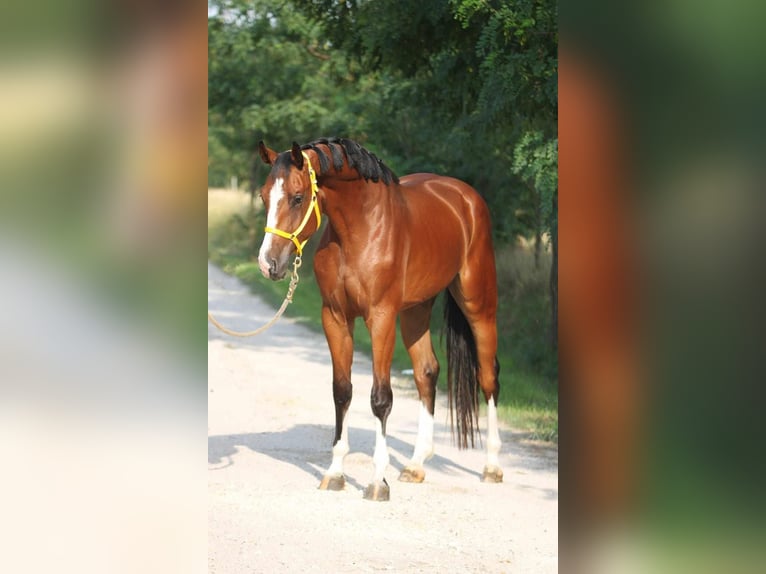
<box><xmin>326</xmin><ymin>416</ymin><xmax>349</xmax><ymax>477</ymax></box>
<box><xmin>410</xmin><ymin>403</ymin><xmax>434</xmax><ymax>467</ymax></box>
<box><xmin>258</xmin><ymin>177</ymin><xmax>285</xmax><ymax>277</ymax></box>
<box><xmin>486</xmin><ymin>397</ymin><xmax>502</xmax><ymax>468</ymax></box>
<box><xmin>372</xmin><ymin>418</ymin><xmax>389</xmax><ymax>482</ymax></box>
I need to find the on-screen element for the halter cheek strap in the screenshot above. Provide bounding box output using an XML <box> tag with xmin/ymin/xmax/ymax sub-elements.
<box><xmin>264</xmin><ymin>152</ymin><xmax>322</xmax><ymax>256</ymax></box>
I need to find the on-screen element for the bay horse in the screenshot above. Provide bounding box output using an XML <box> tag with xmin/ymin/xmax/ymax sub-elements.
<box><xmin>256</xmin><ymin>137</ymin><xmax>502</xmax><ymax>501</ymax></box>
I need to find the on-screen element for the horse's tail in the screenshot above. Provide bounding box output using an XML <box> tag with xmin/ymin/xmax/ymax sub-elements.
<box><xmin>443</xmin><ymin>290</ymin><xmax>480</xmax><ymax>449</ymax></box>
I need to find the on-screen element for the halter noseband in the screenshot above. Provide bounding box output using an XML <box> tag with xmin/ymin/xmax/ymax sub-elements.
<box><xmin>263</xmin><ymin>151</ymin><xmax>322</xmax><ymax>256</ymax></box>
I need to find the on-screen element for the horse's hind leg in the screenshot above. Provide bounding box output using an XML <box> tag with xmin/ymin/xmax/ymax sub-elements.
<box><xmin>474</xmin><ymin>326</ymin><xmax>503</xmax><ymax>482</ymax></box>
<box><xmin>318</xmin><ymin>305</ymin><xmax>354</xmax><ymax>491</ymax></box>
<box><xmin>451</xmin><ymin>264</ymin><xmax>503</xmax><ymax>483</ymax></box>
<box><xmin>478</xmin><ymin>349</ymin><xmax>503</xmax><ymax>483</ymax></box>
<box><xmin>398</xmin><ymin>299</ymin><xmax>439</xmax><ymax>483</ymax></box>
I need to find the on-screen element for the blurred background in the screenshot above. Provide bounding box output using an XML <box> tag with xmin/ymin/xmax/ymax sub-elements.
<box><xmin>0</xmin><ymin>1</ymin><xmax>206</xmax><ymax>572</ymax></box>
<box><xmin>560</xmin><ymin>0</ymin><xmax>766</xmax><ymax>572</ymax></box>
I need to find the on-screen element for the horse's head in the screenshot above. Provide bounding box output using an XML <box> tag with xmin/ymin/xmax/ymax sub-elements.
<box><xmin>256</xmin><ymin>141</ymin><xmax>322</xmax><ymax>280</ymax></box>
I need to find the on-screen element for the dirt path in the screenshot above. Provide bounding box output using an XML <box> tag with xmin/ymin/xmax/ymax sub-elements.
<box><xmin>208</xmin><ymin>262</ymin><xmax>557</xmax><ymax>573</ymax></box>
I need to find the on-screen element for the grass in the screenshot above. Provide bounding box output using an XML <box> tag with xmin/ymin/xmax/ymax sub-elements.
<box><xmin>208</xmin><ymin>189</ymin><xmax>558</xmax><ymax>441</ymax></box>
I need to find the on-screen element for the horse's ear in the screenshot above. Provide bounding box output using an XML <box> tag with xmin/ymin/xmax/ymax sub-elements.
<box><xmin>258</xmin><ymin>141</ymin><xmax>277</xmax><ymax>165</ymax></box>
<box><xmin>291</xmin><ymin>142</ymin><xmax>304</xmax><ymax>171</ymax></box>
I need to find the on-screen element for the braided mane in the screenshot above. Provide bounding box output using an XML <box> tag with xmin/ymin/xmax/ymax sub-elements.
<box><xmin>300</xmin><ymin>137</ymin><xmax>399</xmax><ymax>185</ymax></box>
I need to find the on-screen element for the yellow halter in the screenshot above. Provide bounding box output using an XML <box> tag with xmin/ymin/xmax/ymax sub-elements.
<box><xmin>263</xmin><ymin>152</ymin><xmax>322</xmax><ymax>256</ymax></box>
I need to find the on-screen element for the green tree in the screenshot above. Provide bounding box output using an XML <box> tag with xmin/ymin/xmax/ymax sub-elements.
<box><xmin>208</xmin><ymin>0</ymin><xmax>369</xmax><ymax>191</ymax></box>
<box><xmin>512</xmin><ymin>131</ymin><xmax>558</xmax><ymax>348</ymax></box>
<box><xmin>512</xmin><ymin>131</ymin><xmax>558</xmax><ymax>267</ymax></box>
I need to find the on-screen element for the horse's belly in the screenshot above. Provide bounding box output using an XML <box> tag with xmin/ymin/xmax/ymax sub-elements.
<box><xmin>401</xmin><ymin>249</ymin><xmax>462</xmax><ymax>307</ymax></box>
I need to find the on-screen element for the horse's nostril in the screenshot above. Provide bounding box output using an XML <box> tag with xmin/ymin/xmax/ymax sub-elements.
<box><xmin>268</xmin><ymin>259</ymin><xmax>278</xmax><ymax>279</ymax></box>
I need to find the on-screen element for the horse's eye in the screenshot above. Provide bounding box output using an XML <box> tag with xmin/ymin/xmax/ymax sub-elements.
<box><xmin>292</xmin><ymin>195</ymin><xmax>304</xmax><ymax>207</ymax></box>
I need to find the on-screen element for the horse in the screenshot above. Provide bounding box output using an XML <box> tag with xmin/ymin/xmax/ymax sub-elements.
<box><xmin>256</xmin><ymin>137</ymin><xmax>502</xmax><ymax>501</ymax></box>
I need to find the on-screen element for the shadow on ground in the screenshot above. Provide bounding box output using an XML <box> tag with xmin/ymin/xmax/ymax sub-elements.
<box><xmin>208</xmin><ymin>424</ymin><xmax>482</xmax><ymax>490</ymax></box>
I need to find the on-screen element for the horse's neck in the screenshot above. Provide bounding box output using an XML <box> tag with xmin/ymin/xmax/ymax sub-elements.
<box><xmin>320</xmin><ymin>177</ymin><xmax>399</xmax><ymax>245</ymax></box>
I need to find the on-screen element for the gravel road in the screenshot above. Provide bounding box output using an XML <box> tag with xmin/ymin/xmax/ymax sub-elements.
<box><xmin>208</xmin><ymin>262</ymin><xmax>557</xmax><ymax>573</ymax></box>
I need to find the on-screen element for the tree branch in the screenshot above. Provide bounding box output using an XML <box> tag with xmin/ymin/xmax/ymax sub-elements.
<box><xmin>305</xmin><ymin>44</ymin><xmax>330</xmax><ymax>61</ymax></box>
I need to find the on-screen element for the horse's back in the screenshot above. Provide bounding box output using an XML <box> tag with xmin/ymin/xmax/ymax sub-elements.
<box><xmin>399</xmin><ymin>173</ymin><xmax>493</xmax><ymax>240</ymax></box>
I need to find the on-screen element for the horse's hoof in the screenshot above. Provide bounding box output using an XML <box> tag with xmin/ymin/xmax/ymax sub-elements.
<box><xmin>398</xmin><ymin>467</ymin><xmax>425</xmax><ymax>483</ymax></box>
<box><xmin>318</xmin><ymin>474</ymin><xmax>346</xmax><ymax>491</ymax></box>
<box><xmin>363</xmin><ymin>479</ymin><xmax>390</xmax><ymax>501</ymax></box>
<box><xmin>481</xmin><ymin>465</ymin><xmax>504</xmax><ymax>483</ymax></box>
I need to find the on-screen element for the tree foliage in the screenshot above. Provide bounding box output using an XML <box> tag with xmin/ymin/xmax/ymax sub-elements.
<box><xmin>208</xmin><ymin>0</ymin><xmax>558</xmax><ymax>358</ymax></box>
<box><xmin>281</xmin><ymin>0</ymin><xmax>558</xmax><ymax>242</ymax></box>
<box><xmin>208</xmin><ymin>0</ymin><xmax>371</xmax><ymax>187</ymax></box>
<box><xmin>512</xmin><ymin>131</ymin><xmax>558</xmax><ymax>233</ymax></box>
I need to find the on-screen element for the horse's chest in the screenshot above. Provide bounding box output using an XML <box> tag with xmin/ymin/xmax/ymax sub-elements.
<box><xmin>315</xmin><ymin>235</ymin><xmax>402</xmax><ymax>314</ymax></box>
<box><xmin>341</xmin><ymin>274</ymin><xmax>366</xmax><ymax>308</ymax></box>
<box><xmin>317</xmin><ymin>259</ymin><xmax>386</xmax><ymax>315</ymax></box>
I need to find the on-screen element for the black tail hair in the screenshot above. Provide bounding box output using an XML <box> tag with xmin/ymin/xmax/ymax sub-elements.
<box><xmin>443</xmin><ymin>290</ymin><xmax>480</xmax><ymax>449</ymax></box>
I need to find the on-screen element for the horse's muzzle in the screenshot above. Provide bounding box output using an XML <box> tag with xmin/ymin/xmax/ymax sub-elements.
<box><xmin>268</xmin><ymin>259</ymin><xmax>286</xmax><ymax>280</ymax></box>
<box><xmin>258</xmin><ymin>254</ymin><xmax>287</xmax><ymax>281</ymax></box>
<box><xmin>258</xmin><ymin>236</ymin><xmax>292</xmax><ymax>280</ymax></box>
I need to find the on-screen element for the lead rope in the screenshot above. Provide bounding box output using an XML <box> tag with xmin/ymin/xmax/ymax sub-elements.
<box><xmin>207</xmin><ymin>256</ymin><xmax>302</xmax><ymax>337</ymax></box>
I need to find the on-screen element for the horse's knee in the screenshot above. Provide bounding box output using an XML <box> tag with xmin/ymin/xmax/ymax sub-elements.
<box><xmin>333</xmin><ymin>378</ymin><xmax>353</xmax><ymax>408</ymax></box>
<box><xmin>370</xmin><ymin>381</ymin><xmax>393</xmax><ymax>425</ymax></box>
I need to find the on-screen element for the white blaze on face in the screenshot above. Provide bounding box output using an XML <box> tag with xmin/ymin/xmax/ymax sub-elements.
<box><xmin>258</xmin><ymin>177</ymin><xmax>285</xmax><ymax>277</ymax></box>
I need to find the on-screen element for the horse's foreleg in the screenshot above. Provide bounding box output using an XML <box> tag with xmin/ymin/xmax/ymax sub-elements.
<box><xmin>319</xmin><ymin>307</ymin><xmax>354</xmax><ymax>491</ymax></box>
<box><xmin>363</xmin><ymin>311</ymin><xmax>397</xmax><ymax>501</ymax></box>
<box><xmin>319</xmin><ymin>377</ymin><xmax>351</xmax><ymax>491</ymax></box>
